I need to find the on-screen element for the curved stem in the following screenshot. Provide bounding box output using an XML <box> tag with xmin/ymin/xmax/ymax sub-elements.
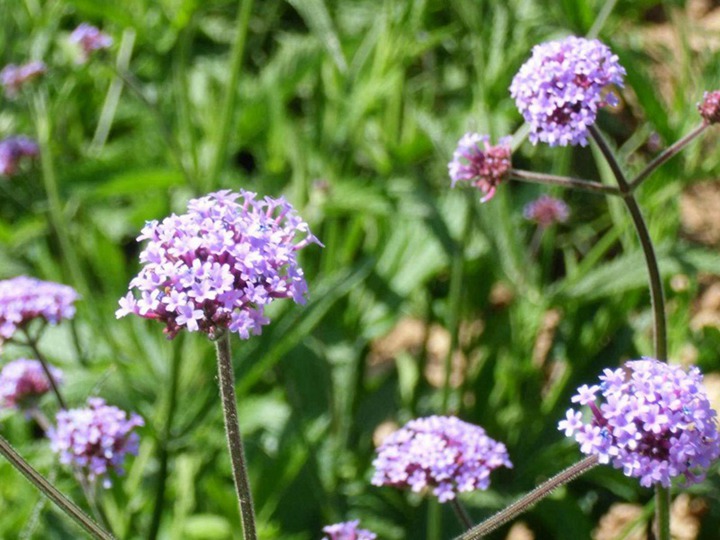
<box><xmin>22</xmin><ymin>330</ymin><xmax>66</xmax><ymax>410</ymax></box>
<box><xmin>510</xmin><ymin>169</ymin><xmax>622</xmax><ymax>196</ymax></box>
<box><xmin>457</xmin><ymin>455</ymin><xmax>598</xmax><ymax>539</ymax></box>
<box><xmin>451</xmin><ymin>498</ymin><xmax>474</xmax><ymax>530</ymax></box>
<box><xmin>215</xmin><ymin>332</ymin><xmax>257</xmax><ymax>540</ymax></box>
<box><xmin>0</xmin><ymin>435</ymin><xmax>115</xmax><ymax>540</ymax></box>
<box><xmin>629</xmin><ymin>123</ymin><xmax>707</xmax><ymax>191</ymax></box>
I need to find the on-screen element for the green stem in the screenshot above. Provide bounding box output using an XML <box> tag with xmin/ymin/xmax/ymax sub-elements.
<box><xmin>215</xmin><ymin>333</ymin><xmax>257</xmax><ymax>540</ymax></box>
<box><xmin>655</xmin><ymin>486</ymin><xmax>671</xmax><ymax>540</ymax></box>
<box><xmin>457</xmin><ymin>455</ymin><xmax>598</xmax><ymax>540</ymax></box>
<box><xmin>510</xmin><ymin>169</ymin><xmax>622</xmax><ymax>196</ymax></box>
<box><xmin>451</xmin><ymin>498</ymin><xmax>474</xmax><ymax>530</ymax></box>
<box><xmin>587</xmin><ymin>0</ymin><xmax>620</xmax><ymax>39</ymax></box>
<box><xmin>0</xmin><ymin>435</ymin><xmax>115</xmax><ymax>540</ymax></box>
<box><xmin>22</xmin><ymin>330</ymin><xmax>66</xmax><ymax>410</ymax></box>
<box><xmin>206</xmin><ymin>0</ymin><xmax>254</xmax><ymax>188</ymax></box>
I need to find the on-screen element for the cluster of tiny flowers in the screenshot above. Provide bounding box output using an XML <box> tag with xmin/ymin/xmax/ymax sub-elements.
<box><xmin>559</xmin><ymin>358</ymin><xmax>720</xmax><ymax>488</ymax></box>
<box><xmin>523</xmin><ymin>195</ymin><xmax>570</xmax><ymax>227</ymax></box>
<box><xmin>322</xmin><ymin>520</ymin><xmax>376</xmax><ymax>540</ymax></box>
<box><xmin>0</xmin><ymin>276</ymin><xmax>78</xmax><ymax>341</ymax></box>
<box><xmin>70</xmin><ymin>24</ymin><xmax>113</xmax><ymax>63</ymax></box>
<box><xmin>0</xmin><ymin>359</ymin><xmax>62</xmax><ymax>409</ymax></box>
<box><xmin>0</xmin><ymin>61</ymin><xmax>46</xmax><ymax>97</ymax></box>
<box><xmin>372</xmin><ymin>415</ymin><xmax>512</xmax><ymax>502</ymax></box>
<box><xmin>510</xmin><ymin>36</ymin><xmax>626</xmax><ymax>146</ymax></box>
<box><xmin>49</xmin><ymin>398</ymin><xmax>144</xmax><ymax>488</ymax></box>
<box><xmin>448</xmin><ymin>133</ymin><xmax>512</xmax><ymax>202</ymax></box>
<box><xmin>0</xmin><ymin>136</ymin><xmax>40</xmax><ymax>176</ymax></box>
<box><xmin>698</xmin><ymin>90</ymin><xmax>720</xmax><ymax>125</ymax></box>
<box><xmin>117</xmin><ymin>190</ymin><xmax>320</xmax><ymax>339</ymax></box>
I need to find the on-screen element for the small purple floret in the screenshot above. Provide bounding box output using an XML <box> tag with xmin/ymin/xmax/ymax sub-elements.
<box><xmin>372</xmin><ymin>415</ymin><xmax>512</xmax><ymax>502</ymax></box>
<box><xmin>0</xmin><ymin>359</ymin><xmax>63</xmax><ymax>409</ymax></box>
<box><xmin>698</xmin><ymin>90</ymin><xmax>720</xmax><ymax>125</ymax></box>
<box><xmin>523</xmin><ymin>195</ymin><xmax>570</xmax><ymax>227</ymax></box>
<box><xmin>117</xmin><ymin>189</ymin><xmax>321</xmax><ymax>340</ymax></box>
<box><xmin>49</xmin><ymin>398</ymin><xmax>144</xmax><ymax>488</ymax></box>
<box><xmin>322</xmin><ymin>520</ymin><xmax>376</xmax><ymax>540</ymax></box>
<box><xmin>0</xmin><ymin>136</ymin><xmax>40</xmax><ymax>176</ymax></box>
<box><xmin>559</xmin><ymin>358</ymin><xmax>720</xmax><ymax>488</ymax></box>
<box><xmin>0</xmin><ymin>61</ymin><xmax>46</xmax><ymax>97</ymax></box>
<box><xmin>510</xmin><ymin>36</ymin><xmax>626</xmax><ymax>147</ymax></box>
<box><xmin>69</xmin><ymin>24</ymin><xmax>113</xmax><ymax>62</ymax></box>
<box><xmin>449</xmin><ymin>133</ymin><xmax>512</xmax><ymax>202</ymax></box>
<box><xmin>0</xmin><ymin>276</ymin><xmax>78</xmax><ymax>341</ymax></box>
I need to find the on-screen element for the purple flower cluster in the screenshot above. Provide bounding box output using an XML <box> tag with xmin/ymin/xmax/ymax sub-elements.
<box><xmin>0</xmin><ymin>359</ymin><xmax>63</xmax><ymax>409</ymax></box>
<box><xmin>0</xmin><ymin>276</ymin><xmax>78</xmax><ymax>341</ymax></box>
<box><xmin>0</xmin><ymin>136</ymin><xmax>39</xmax><ymax>176</ymax></box>
<box><xmin>372</xmin><ymin>415</ymin><xmax>512</xmax><ymax>502</ymax></box>
<box><xmin>448</xmin><ymin>133</ymin><xmax>512</xmax><ymax>202</ymax></box>
<box><xmin>49</xmin><ymin>398</ymin><xmax>144</xmax><ymax>488</ymax></box>
<box><xmin>510</xmin><ymin>36</ymin><xmax>626</xmax><ymax>146</ymax></box>
<box><xmin>0</xmin><ymin>61</ymin><xmax>46</xmax><ymax>97</ymax></box>
<box><xmin>559</xmin><ymin>358</ymin><xmax>720</xmax><ymax>488</ymax></box>
<box><xmin>523</xmin><ymin>195</ymin><xmax>570</xmax><ymax>227</ymax></box>
<box><xmin>70</xmin><ymin>24</ymin><xmax>113</xmax><ymax>63</ymax></box>
<box><xmin>698</xmin><ymin>90</ymin><xmax>720</xmax><ymax>125</ymax></box>
<box><xmin>117</xmin><ymin>190</ymin><xmax>320</xmax><ymax>339</ymax></box>
<box><xmin>322</xmin><ymin>520</ymin><xmax>376</xmax><ymax>540</ymax></box>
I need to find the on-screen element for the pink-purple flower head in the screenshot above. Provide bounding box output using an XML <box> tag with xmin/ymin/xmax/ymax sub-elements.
<box><xmin>0</xmin><ymin>276</ymin><xmax>78</xmax><ymax>341</ymax></box>
<box><xmin>510</xmin><ymin>36</ymin><xmax>626</xmax><ymax>147</ymax></box>
<box><xmin>0</xmin><ymin>61</ymin><xmax>46</xmax><ymax>98</ymax></box>
<box><xmin>117</xmin><ymin>189</ymin><xmax>321</xmax><ymax>340</ymax></box>
<box><xmin>558</xmin><ymin>358</ymin><xmax>720</xmax><ymax>488</ymax></box>
<box><xmin>69</xmin><ymin>24</ymin><xmax>113</xmax><ymax>63</ymax></box>
<box><xmin>698</xmin><ymin>90</ymin><xmax>720</xmax><ymax>125</ymax></box>
<box><xmin>322</xmin><ymin>520</ymin><xmax>376</xmax><ymax>540</ymax></box>
<box><xmin>0</xmin><ymin>359</ymin><xmax>63</xmax><ymax>409</ymax></box>
<box><xmin>523</xmin><ymin>195</ymin><xmax>570</xmax><ymax>228</ymax></box>
<box><xmin>0</xmin><ymin>136</ymin><xmax>39</xmax><ymax>176</ymax></box>
<box><xmin>49</xmin><ymin>398</ymin><xmax>144</xmax><ymax>488</ymax></box>
<box><xmin>372</xmin><ymin>415</ymin><xmax>512</xmax><ymax>502</ymax></box>
<box><xmin>449</xmin><ymin>133</ymin><xmax>512</xmax><ymax>202</ymax></box>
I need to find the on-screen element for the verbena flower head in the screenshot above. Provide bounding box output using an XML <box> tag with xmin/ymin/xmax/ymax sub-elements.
<box><xmin>559</xmin><ymin>358</ymin><xmax>720</xmax><ymax>488</ymax></box>
<box><xmin>70</xmin><ymin>24</ymin><xmax>113</xmax><ymax>62</ymax></box>
<box><xmin>698</xmin><ymin>90</ymin><xmax>720</xmax><ymax>125</ymax></box>
<box><xmin>0</xmin><ymin>61</ymin><xmax>46</xmax><ymax>97</ymax></box>
<box><xmin>372</xmin><ymin>415</ymin><xmax>512</xmax><ymax>502</ymax></box>
<box><xmin>117</xmin><ymin>189</ymin><xmax>320</xmax><ymax>339</ymax></box>
<box><xmin>0</xmin><ymin>136</ymin><xmax>40</xmax><ymax>176</ymax></box>
<box><xmin>523</xmin><ymin>195</ymin><xmax>570</xmax><ymax>227</ymax></box>
<box><xmin>49</xmin><ymin>398</ymin><xmax>144</xmax><ymax>488</ymax></box>
<box><xmin>510</xmin><ymin>36</ymin><xmax>626</xmax><ymax>146</ymax></box>
<box><xmin>449</xmin><ymin>133</ymin><xmax>512</xmax><ymax>202</ymax></box>
<box><xmin>0</xmin><ymin>359</ymin><xmax>63</xmax><ymax>409</ymax></box>
<box><xmin>322</xmin><ymin>520</ymin><xmax>377</xmax><ymax>540</ymax></box>
<box><xmin>0</xmin><ymin>276</ymin><xmax>78</xmax><ymax>341</ymax></box>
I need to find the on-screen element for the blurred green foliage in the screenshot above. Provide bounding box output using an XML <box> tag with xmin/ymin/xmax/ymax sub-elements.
<box><xmin>1</xmin><ymin>0</ymin><xmax>720</xmax><ymax>538</ymax></box>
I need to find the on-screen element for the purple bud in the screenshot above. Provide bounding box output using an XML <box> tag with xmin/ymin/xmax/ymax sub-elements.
<box><xmin>523</xmin><ymin>195</ymin><xmax>570</xmax><ymax>227</ymax></box>
<box><xmin>449</xmin><ymin>133</ymin><xmax>512</xmax><ymax>202</ymax></box>
<box><xmin>0</xmin><ymin>359</ymin><xmax>63</xmax><ymax>409</ymax></box>
<box><xmin>0</xmin><ymin>136</ymin><xmax>39</xmax><ymax>176</ymax></box>
<box><xmin>69</xmin><ymin>24</ymin><xmax>113</xmax><ymax>63</ymax></box>
<box><xmin>698</xmin><ymin>90</ymin><xmax>720</xmax><ymax>125</ymax></box>
<box><xmin>0</xmin><ymin>61</ymin><xmax>46</xmax><ymax>97</ymax></box>
<box><xmin>322</xmin><ymin>520</ymin><xmax>376</xmax><ymax>540</ymax></box>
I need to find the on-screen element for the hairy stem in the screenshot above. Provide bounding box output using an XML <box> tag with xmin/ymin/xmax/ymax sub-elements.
<box><xmin>510</xmin><ymin>169</ymin><xmax>622</xmax><ymax>196</ymax></box>
<box><xmin>215</xmin><ymin>332</ymin><xmax>257</xmax><ymax>540</ymax></box>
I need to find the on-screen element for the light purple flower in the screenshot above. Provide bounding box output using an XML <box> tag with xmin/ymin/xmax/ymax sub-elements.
<box><xmin>0</xmin><ymin>359</ymin><xmax>63</xmax><ymax>409</ymax></box>
<box><xmin>69</xmin><ymin>24</ymin><xmax>113</xmax><ymax>63</ymax></box>
<box><xmin>523</xmin><ymin>195</ymin><xmax>570</xmax><ymax>227</ymax></box>
<box><xmin>322</xmin><ymin>520</ymin><xmax>376</xmax><ymax>540</ymax></box>
<box><xmin>510</xmin><ymin>36</ymin><xmax>626</xmax><ymax>146</ymax></box>
<box><xmin>117</xmin><ymin>190</ymin><xmax>321</xmax><ymax>339</ymax></box>
<box><xmin>372</xmin><ymin>415</ymin><xmax>512</xmax><ymax>502</ymax></box>
<box><xmin>0</xmin><ymin>61</ymin><xmax>46</xmax><ymax>97</ymax></box>
<box><xmin>0</xmin><ymin>276</ymin><xmax>78</xmax><ymax>341</ymax></box>
<box><xmin>559</xmin><ymin>358</ymin><xmax>720</xmax><ymax>488</ymax></box>
<box><xmin>48</xmin><ymin>398</ymin><xmax>144</xmax><ymax>488</ymax></box>
<box><xmin>0</xmin><ymin>136</ymin><xmax>40</xmax><ymax>176</ymax></box>
<box><xmin>698</xmin><ymin>90</ymin><xmax>720</xmax><ymax>125</ymax></box>
<box><xmin>449</xmin><ymin>133</ymin><xmax>512</xmax><ymax>202</ymax></box>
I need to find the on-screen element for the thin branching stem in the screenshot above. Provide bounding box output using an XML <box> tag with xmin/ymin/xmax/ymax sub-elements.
<box><xmin>21</xmin><ymin>329</ymin><xmax>67</xmax><ymax>409</ymax></box>
<box><xmin>510</xmin><ymin>169</ymin><xmax>623</xmax><ymax>196</ymax></box>
<box><xmin>451</xmin><ymin>498</ymin><xmax>474</xmax><ymax>531</ymax></box>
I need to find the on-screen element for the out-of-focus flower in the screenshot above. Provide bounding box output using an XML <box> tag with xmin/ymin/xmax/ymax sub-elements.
<box><xmin>510</xmin><ymin>36</ymin><xmax>625</xmax><ymax>146</ymax></box>
<box><xmin>372</xmin><ymin>415</ymin><xmax>512</xmax><ymax>502</ymax></box>
<box><xmin>117</xmin><ymin>190</ymin><xmax>321</xmax><ymax>340</ymax></box>
<box><xmin>0</xmin><ymin>61</ymin><xmax>46</xmax><ymax>97</ymax></box>
<box><xmin>49</xmin><ymin>398</ymin><xmax>144</xmax><ymax>488</ymax></box>
<box><xmin>0</xmin><ymin>276</ymin><xmax>78</xmax><ymax>341</ymax></box>
<box><xmin>69</xmin><ymin>23</ymin><xmax>113</xmax><ymax>63</ymax></box>
<box><xmin>523</xmin><ymin>195</ymin><xmax>570</xmax><ymax>227</ymax></box>
<box><xmin>322</xmin><ymin>520</ymin><xmax>376</xmax><ymax>540</ymax></box>
<box><xmin>0</xmin><ymin>358</ymin><xmax>62</xmax><ymax>409</ymax></box>
<box><xmin>698</xmin><ymin>90</ymin><xmax>720</xmax><ymax>125</ymax></box>
<box><xmin>0</xmin><ymin>136</ymin><xmax>39</xmax><ymax>176</ymax></box>
<box><xmin>449</xmin><ymin>133</ymin><xmax>512</xmax><ymax>202</ymax></box>
<box><xmin>558</xmin><ymin>358</ymin><xmax>720</xmax><ymax>488</ymax></box>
